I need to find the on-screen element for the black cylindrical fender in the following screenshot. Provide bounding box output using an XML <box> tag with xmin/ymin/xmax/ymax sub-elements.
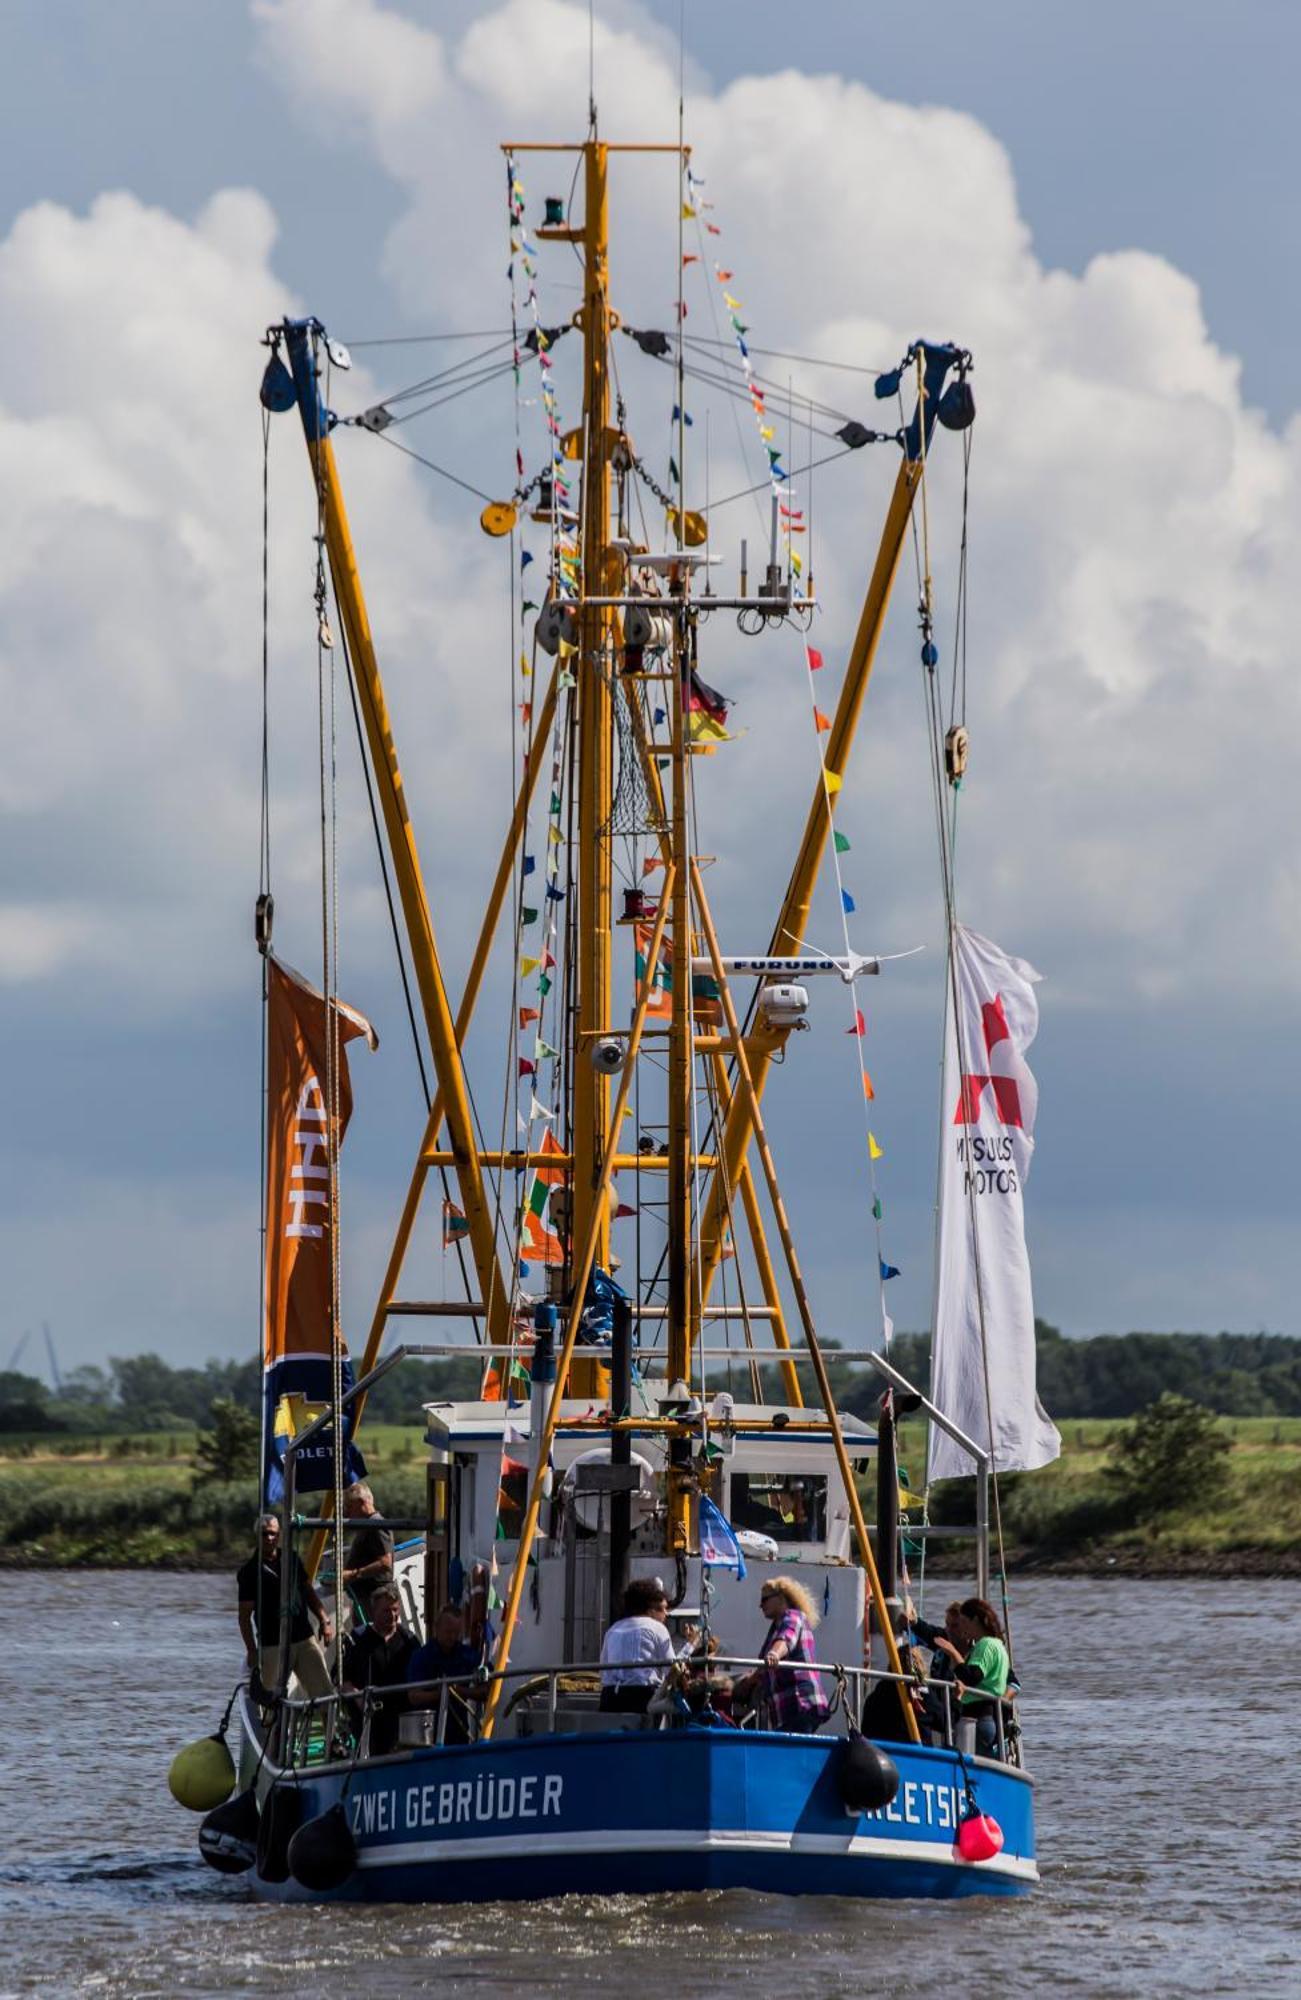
<box><xmin>255</xmin><ymin>1782</ymin><xmax>303</xmax><ymax>1884</ymax></box>
<box><xmin>198</xmin><ymin>1787</ymin><xmax>260</xmax><ymax>1874</ymax></box>
<box><xmin>287</xmin><ymin>1803</ymin><xmax>358</xmax><ymax>1893</ymax></box>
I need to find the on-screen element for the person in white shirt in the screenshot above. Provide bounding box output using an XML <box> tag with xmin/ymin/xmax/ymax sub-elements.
<box><xmin>599</xmin><ymin>1577</ymin><xmax>674</xmax><ymax>1713</ymax></box>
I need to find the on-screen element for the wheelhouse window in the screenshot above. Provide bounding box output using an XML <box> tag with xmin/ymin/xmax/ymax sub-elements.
<box><xmin>729</xmin><ymin>1471</ymin><xmax>827</xmax><ymax>1544</ymax></box>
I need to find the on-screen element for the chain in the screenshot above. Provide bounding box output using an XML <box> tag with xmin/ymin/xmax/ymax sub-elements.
<box><xmin>630</xmin><ymin>454</ymin><xmax>678</xmax><ymax>514</ymax></box>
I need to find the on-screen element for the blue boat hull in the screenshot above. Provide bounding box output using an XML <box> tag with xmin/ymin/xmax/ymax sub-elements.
<box><xmin>247</xmin><ymin>1719</ymin><xmax>1036</xmax><ymax>1903</ymax></box>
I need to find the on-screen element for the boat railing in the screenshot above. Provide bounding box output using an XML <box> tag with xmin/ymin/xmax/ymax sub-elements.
<box><xmin>262</xmin><ymin>1652</ymin><xmax>1012</xmax><ymax>1769</ymax></box>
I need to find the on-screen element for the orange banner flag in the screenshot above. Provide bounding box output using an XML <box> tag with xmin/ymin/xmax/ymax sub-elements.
<box><xmin>265</xmin><ymin>960</ymin><xmax>376</xmax><ymax>1367</ymax></box>
<box><xmin>263</xmin><ymin>959</ymin><xmax>377</xmax><ymax>1473</ymax></box>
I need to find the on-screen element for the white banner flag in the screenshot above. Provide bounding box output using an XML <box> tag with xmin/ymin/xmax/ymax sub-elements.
<box><xmin>928</xmin><ymin>926</ymin><xmax>1060</xmax><ymax>1481</ymax></box>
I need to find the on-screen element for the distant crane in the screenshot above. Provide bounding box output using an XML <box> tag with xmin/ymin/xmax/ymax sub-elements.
<box><xmin>6</xmin><ymin>1331</ymin><xmax>31</xmax><ymax>1372</ymax></box>
<box><xmin>43</xmin><ymin>1323</ymin><xmax>63</xmax><ymax>1394</ymax></box>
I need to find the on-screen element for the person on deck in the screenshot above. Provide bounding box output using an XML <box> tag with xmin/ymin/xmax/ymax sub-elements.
<box><xmin>236</xmin><ymin>1514</ymin><xmax>334</xmax><ymax>1702</ymax></box>
<box><xmin>734</xmin><ymin>1577</ymin><xmax>829</xmax><ymax>1735</ymax></box>
<box><xmin>341</xmin><ymin>1481</ymin><xmax>394</xmax><ymax>1628</ymax></box>
<box><xmin>341</xmin><ymin>1581</ymin><xmax>418</xmax><ymax>1756</ymax></box>
<box><xmin>906</xmin><ymin>1598</ymin><xmax>966</xmax><ymax>1744</ymax></box>
<box><xmin>858</xmin><ymin>1618</ymin><xmax>928</xmax><ymax>1743</ymax></box>
<box><xmin>932</xmin><ymin>1596</ymin><xmax>1012</xmax><ymax>1757</ymax></box>
<box><xmin>407</xmin><ymin>1604</ymin><xmax>486</xmax><ymax>1745</ymax></box>
<box><xmin>599</xmin><ymin>1577</ymin><xmax>674</xmax><ymax>1714</ymax></box>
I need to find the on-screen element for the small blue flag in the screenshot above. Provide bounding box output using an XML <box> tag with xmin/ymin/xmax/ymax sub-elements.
<box><xmin>880</xmin><ymin>1260</ymin><xmax>900</xmax><ymax>1281</ymax></box>
<box><xmin>698</xmin><ymin>1494</ymin><xmax>747</xmax><ymax>1577</ymax></box>
<box><xmin>842</xmin><ymin>889</ymin><xmax>856</xmax><ymax>915</ymax></box>
<box><xmin>523</xmin><ymin>855</ymin><xmax>536</xmax><ymax>876</ymax></box>
<box><xmin>521</xmin><ymin>549</ymin><xmax>534</xmax><ymax>568</ymax></box>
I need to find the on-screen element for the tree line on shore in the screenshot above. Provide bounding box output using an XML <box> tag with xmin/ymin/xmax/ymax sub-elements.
<box><xmin>1</xmin><ymin>1322</ymin><xmax>1299</xmax><ymax>1438</ymax></box>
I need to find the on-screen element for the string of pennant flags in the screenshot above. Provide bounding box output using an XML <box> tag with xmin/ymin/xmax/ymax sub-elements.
<box><xmin>506</xmin><ymin>154</ymin><xmax>577</xmax><ymax>599</ymax></box>
<box><xmin>680</xmin><ymin>162</ymin><xmax>809</xmax><ymax>594</ymax></box>
<box><xmin>799</xmin><ymin>631</ymin><xmax>898</xmax><ymax>1340</ymax></box>
<box><xmin>505</xmin><ymin>156</ymin><xmax>580</xmax><ymax>1315</ymax></box>
<box><xmin>680</xmin><ymin>153</ymin><xmax>895</xmax><ymax>1331</ymax></box>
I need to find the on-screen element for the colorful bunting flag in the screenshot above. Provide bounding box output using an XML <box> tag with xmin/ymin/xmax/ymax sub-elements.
<box><xmin>841</xmin><ymin>889</ymin><xmax>856</xmax><ymax>914</ymax></box>
<box><xmin>846</xmin><ymin>1010</ymin><xmax>866</xmax><ymax>1036</ymax></box>
<box><xmin>814</xmin><ymin>709</ymin><xmax>831</xmax><ymax>733</ymax></box>
<box><xmin>880</xmin><ymin>1260</ymin><xmax>900</xmax><ymax>1281</ymax></box>
<box><xmin>522</xmin><ymin>1127</ymin><xmax>566</xmax><ymax>1266</ymax></box>
<box><xmin>834</xmin><ymin>831</ymin><xmax>851</xmax><ymax>853</ymax></box>
<box><xmin>519</xmin><ymin>1006</ymin><xmax>540</xmax><ymax>1028</ymax></box>
<box><xmin>862</xmin><ymin>1070</ymin><xmax>875</xmax><ymax>1100</ymax></box>
<box><xmin>634</xmin><ymin>922</ymin><xmax>674</xmax><ymax>1018</ymax></box>
<box><xmin>807</xmin><ymin>647</ymin><xmax>824</xmax><ymax>670</ymax></box>
<box><xmin>442</xmin><ymin>1199</ymin><xmax>471</xmax><ymax>1247</ymax></box>
<box><xmin>868</xmin><ymin>1132</ymin><xmax>884</xmax><ymax>1160</ymax></box>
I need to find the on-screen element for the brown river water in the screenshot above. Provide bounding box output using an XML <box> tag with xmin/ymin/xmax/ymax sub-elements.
<box><xmin>0</xmin><ymin>1571</ymin><xmax>1293</xmax><ymax>1997</ymax></box>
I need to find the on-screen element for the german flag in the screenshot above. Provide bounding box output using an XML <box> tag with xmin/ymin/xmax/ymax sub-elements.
<box><xmin>684</xmin><ymin>667</ymin><xmax>732</xmax><ymax>744</ymax></box>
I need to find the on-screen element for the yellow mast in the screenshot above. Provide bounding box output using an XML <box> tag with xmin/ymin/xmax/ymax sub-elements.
<box><xmin>665</xmin><ymin>606</ymin><xmax>695</xmax><ymax>1547</ymax></box>
<box><xmin>281</xmin><ymin>320</ymin><xmax>512</xmax><ymax>1355</ymax></box>
<box><xmin>567</xmin><ymin>139</ymin><xmax>614</xmax><ymax>1299</ymax></box>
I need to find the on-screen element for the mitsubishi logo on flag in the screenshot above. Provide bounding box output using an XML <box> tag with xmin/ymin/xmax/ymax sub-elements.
<box><xmin>953</xmin><ymin>994</ymin><xmax>1025</xmax><ymax>1127</ymax></box>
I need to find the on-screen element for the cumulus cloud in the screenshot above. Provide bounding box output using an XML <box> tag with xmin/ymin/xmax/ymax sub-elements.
<box><xmin>246</xmin><ymin>0</ymin><xmax>1298</xmax><ymax>1022</ymax></box>
<box><xmin>1</xmin><ymin>0</ymin><xmax>1294</xmax><ymax>1354</ymax></box>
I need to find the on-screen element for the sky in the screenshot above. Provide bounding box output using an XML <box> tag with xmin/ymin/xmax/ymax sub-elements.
<box><xmin>0</xmin><ymin>0</ymin><xmax>1296</xmax><ymax>1379</ymax></box>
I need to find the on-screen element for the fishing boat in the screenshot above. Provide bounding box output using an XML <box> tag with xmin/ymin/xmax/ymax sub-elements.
<box><xmin>176</xmin><ymin>107</ymin><xmax>1061</xmax><ymax>1905</ymax></box>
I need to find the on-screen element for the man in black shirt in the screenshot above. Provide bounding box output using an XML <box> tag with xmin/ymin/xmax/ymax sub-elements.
<box><xmin>341</xmin><ymin>1481</ymin><xmax>394</xmax><ymax>1627</ymax></box>
<box><xmin>341</xmin><ymin>1581</ymin><xmax>418</xmax><ymax>1755</ymax></box>
<box><xmin>236</xmin><ymin>1514</ymin><xmax>334</xmax><ymax>1700</ymax></box>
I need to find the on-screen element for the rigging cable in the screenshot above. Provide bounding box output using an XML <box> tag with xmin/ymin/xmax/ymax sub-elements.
<box><xmin>343</xmin><ymin>329</ymin><xmax>511</xmax><ymax>348</ymax></box>
<box><xmin>309</xmin><ymin>336</ymin><xmax>347</xmax><ymax>1665</ymax></box>
<box><xmin>366</xmin><ymin>429</ymin><xmax>496</xmax><ymax>505</ymax></box>
<box><xmin>905</xmin><ymin>361</ymin><xmax>1014</xmax><ymax>1655</ymax></box>
<box><xmin>256</xmin><ymin>403</ymin><xmax>273</xmax><ymax>1493</ymax></box>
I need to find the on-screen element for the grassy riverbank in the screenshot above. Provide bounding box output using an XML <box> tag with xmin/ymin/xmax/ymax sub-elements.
<box><xmin>0</xmin><ymin>1423</ymin><xmax>429</xmax><ymax>1569</ymax></box>
<box><xmin>895</xmin><ymin>1414</ymin><xmax>1301</xmax><ymax>1575</ymax></box>
<box><xmin>1</xmin><ymin>1417</ymin><xmax>1298</xmax><ymax>1573</ymax></box>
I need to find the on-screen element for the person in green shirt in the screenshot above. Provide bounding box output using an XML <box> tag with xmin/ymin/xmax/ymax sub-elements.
<box><xmin>933</xmin><ymin>1597</ymin><xmax>1011</xmax><ymax>1758</ymax></box>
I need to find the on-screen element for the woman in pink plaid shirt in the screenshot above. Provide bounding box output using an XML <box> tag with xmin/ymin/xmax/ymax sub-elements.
<box><xmin>735</xmin><ymin>1577</ymin><xmax>829</xmax><ymax>1734</ymax></box>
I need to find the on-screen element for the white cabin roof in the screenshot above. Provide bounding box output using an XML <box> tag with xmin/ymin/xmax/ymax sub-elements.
<box><xmin>422</xmin><ymin>1396</ymin><xmax>876</xmax><ymax>1451</ymax></box>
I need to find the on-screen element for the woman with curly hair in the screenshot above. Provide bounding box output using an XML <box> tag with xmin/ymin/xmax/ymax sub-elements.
<box><xmin>735</xmin><ymin>1576</ymin><xmax>829</xmax><ymax>1734</ymax></box>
